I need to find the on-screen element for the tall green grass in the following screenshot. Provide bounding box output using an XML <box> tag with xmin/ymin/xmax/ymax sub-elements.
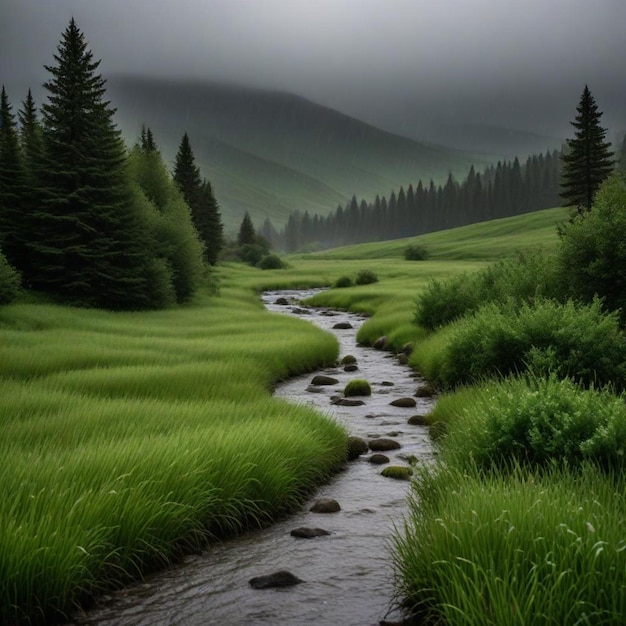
<box><xmin>395</xmin><ymin>462</ymin><xmax>626</xmax><ymax>625</ymax></box>
<box><xmin>0</xmin><ymin>272</ymin><xmax>347</xmax><ymax>624</ymax></box>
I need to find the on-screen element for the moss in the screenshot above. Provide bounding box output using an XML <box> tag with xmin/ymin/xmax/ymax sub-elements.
<box><xmin>344</xmin><ymin>379</ymin><xmax>371</xmax><ymax>397</ymax></box>
<box><xmin>381</xmin><ymin>466</ymin><xmax>413</xmax><ymax>480</ymax></box>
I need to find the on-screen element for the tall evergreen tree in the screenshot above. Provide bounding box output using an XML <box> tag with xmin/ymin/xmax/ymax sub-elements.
<box><xmin>0</xmin><ymin>86</ymin><xmax>26</xmax><ymax>271</ymax></box>
<box><xmin>173</xmin><ymin>132</ymin><xmax>223</xmax><ymax>264</ymax></box>
<box><xmin>238</xmin><ymin>211</ymin><xmax>256</xmax><ymax>246</ymax></box>
<box><xmin>36</xmin><ymin>18</ymin><xmax>169</xmax><ymax>309</ymax></box>
<box><xmin>561</xmin><ymin>85</ymin><xmax>614</xmax><ymax>214</ymax></box>
<box><xmin>618</xmin><ymin>134</ymin><xmax>626</xmax><ymax>176</ymax></box>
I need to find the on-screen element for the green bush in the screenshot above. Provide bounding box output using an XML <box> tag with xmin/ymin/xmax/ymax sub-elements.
<box><xmin>557</xmin><ymin>175</ymin><xmax>626</xmax><ymax>323</ymax></box>
<box><xmin>439</xmin><ymin>375</ymin><xmax>626</xmax><ymax>472</ymax></box>
<box><xmin>257</xmin><ymin>253</ymin><xmax>285</xmax><ymax>270</ymax></box>
<box><xmin>436</xmin><ymin>298</ymin><xmax>626</xmax><ymax>390</ymax></box>
<box><xmin>415</xmin><ymin>249</ymin><xmax>561</xmax><ymax>330</ymax></box>
<box><xmin>354</xmin><ymin>269</ymin><xmax>378</xmax><ymax>285</ymax></box>
<box><xmin>0</xmin><ymin>250</ymin><xmax>21</xmax><ymax>305</ymax></box>
<box><xmin>334</xmin><ymin>275</ymin><xmax>353</xmax><ymax>288</ymax></box>
<box><xmin>344</xmin><ymin>379</ymin><xmax>372</xmax><ymax>396</ymax></box>
<box><xmin>404</xmin><ymin>244</ymin><xmax>428</xmax><ymax>261</ymax></box>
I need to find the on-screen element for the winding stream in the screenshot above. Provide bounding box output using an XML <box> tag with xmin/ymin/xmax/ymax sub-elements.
<box><xmin>69</xmin><ymin>289</ymin><xmax>435</xmax><ymax>626</ymax></box>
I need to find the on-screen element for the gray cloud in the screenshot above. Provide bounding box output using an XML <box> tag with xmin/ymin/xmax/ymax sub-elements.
<box><xmin>2</xmin><ymin>0</ymin><xmax>625</xmax><ymax>141</ymax></box>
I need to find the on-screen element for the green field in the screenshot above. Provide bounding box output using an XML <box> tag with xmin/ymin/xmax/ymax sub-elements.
<box><xmin>0</xmin><ymin>206</ymin><xmax>570</xmax><ymax>624</ymax></box>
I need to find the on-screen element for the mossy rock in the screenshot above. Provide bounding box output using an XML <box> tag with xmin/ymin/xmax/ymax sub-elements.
<box><xmin>381</xmin><ymin>466</ymin><xmax>413</xmax><ymax>480</ymax></box>
<box><xmin>347</xmin><ymin>436</ymin><xmax>369</xmax><ymax>460</ymax></box>
<box><xmin>397</xmin><ymin>354</ymin><xmax>409</xmax><ymax>365</ymax></box>
<box><xmin>344</xmin><ymin>379</ymin><xmax>372</xmax><ymax>397</ymax></box>
<box><xmin>368</xmin><ymin>453</ymin><xmax>390</xmax><ymax>465</ymax></box>
<box><xmin>341</xmin><ymin>354</ymin><xmax>357</xmax><ymax>365</ymax></box>
<box><xmin>408</xmin><ymin>414</ymin><xmax>429</xmax><ymax>426</ymax></box>
<box><xmin>429</xmin><ymin>421</ymin><xmax>448</xmax><ymax>441</ymax></box>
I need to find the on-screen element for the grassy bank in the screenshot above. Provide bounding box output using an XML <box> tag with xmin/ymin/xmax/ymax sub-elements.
<box><xmin>0</xmin><ymin>271</ymin><xmax>347</xmax><ymax>624</ymax></box>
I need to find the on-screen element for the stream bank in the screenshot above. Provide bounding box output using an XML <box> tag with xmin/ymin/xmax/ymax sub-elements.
<box><xmin>69</xmin><ymin>289</ymin><xmax>435</xmax><ymax>626</ymax></box>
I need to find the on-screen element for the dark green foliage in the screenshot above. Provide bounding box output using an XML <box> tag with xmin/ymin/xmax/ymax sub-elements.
<box><xmin>173</xmin><ymin>133</ymin><xmax>223</xmax><ymax>265</ymax></box>
<box><xmin>557</xmin><ymin>175</ymin><xmax>626</xmax><ymax>322</ymax></box>
<box><xmin>354</xmin><ymin>269</ymin><xmax>378</xmax><ymax>285</ymax></box>
<box><xmin>34</xmin><ymin>19</ymin><xmax>171</xmax><ymax>309</ymax></box>
<box><xmin>257</xmin><ymin>253</ymin><xmax>285</xmax><ymax>270</ymax></box>
<box><xmin>415</xmin><ymin>249</ymin><xmax>561</xmax><ymax>330</ymax></box>
<box><xmin>239</xmin><ymin>242</ymin><xmax>266</xmax><ymax>266</ymax></box>
<box><xmin>618</xmin><ymin>134</ymin><xmax>626</xmax><ymax>175</ymax></box>
<box><xmin>0</xmin><ymin>86</ymin><xmax>27</xmax><ymax>271</ymax></box>
<box><xmin>128</xmin><ymin>141</ymin><xmax>205</xmax><ymax>303</ymax></box>
<box><xmin>0</xmin><ymin>247</ymin><xmax>20</xmax><ymax>304</ymax></box>
<box><xmin>404</xmin><ymin>244</ymin><xmax>428</xmax><ymax>260</ymax></box>
<box><xmin>344</xmin><ymin>379</ymin><xmax>372</xmax><ymax>397</ymax></box>
<box><xmin>334</xmin><ymin>275</ymin><xmax>353</xmax><ymax>288</ymax></box>
<box><xmin>237</xmin><ymin>211</ymin><xmax>256</xmax><ymax>246</ymax></box>
<box><xmin>444</xmin><ymin>375</ymin><xmax>626</xmax><ymax>472</ymax></box>
<box><xmin>560</xmin><ymin>85</ymin><xmax>614</xmax><ymax>214</ymax></box>
<box><xmin>436</xmin><ymin>299</ymin><xmax>626</xmax><ymax>390</ymax></box>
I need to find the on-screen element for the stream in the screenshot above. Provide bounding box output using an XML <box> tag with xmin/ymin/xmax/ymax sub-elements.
<box><xmin>69</xmin><ymin>289</ymin><xmax>436</xmax><ymax>626</ymax></box>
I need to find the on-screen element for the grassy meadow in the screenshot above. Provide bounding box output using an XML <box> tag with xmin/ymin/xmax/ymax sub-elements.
<box><xmin>0</xmin><ymin>272</ymin><xmax>350</xmax><ymax>624</ymax></box>
<box><xmin>1</xmin><ymin>205</ymin><xmax>586</xmax><ymax>624</ymax></box>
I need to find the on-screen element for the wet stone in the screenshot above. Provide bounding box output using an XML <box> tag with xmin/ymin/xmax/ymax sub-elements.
<box><xmin>311</xmin><ymin>375</ymin><xmax>339</xmax><ymax>386</ymax></box>
<box><xmin>397</xmin><ymin>354</ymin><xmax>409</xmax><ymax>365</ymax></box>
<box><xmin>333</xmin><ymin>322</ymin><xmax>353</xmax><ymax>330</ymax></box>
<box><xmin>369</xmin><ymin>438</ymin><xmax>402</xmax><ymax>452</ymax></box>
<box><xmin>249</xmin><ymin>570</ymin><xmax>304</xmax><ymax>589</ymax></box>
<box><xmin>373</xmin><ymin>336</ymin><xmax>388</xmax><ymax>350</ymax></box>
<box><xmin>380</xmin><ymin>381</ymin><xmax>395</xmax><ymax>386</ymax></box>
<box><xmin>290</xmin><ymin>527</ymin><xmax>331</xmax><ymax>539</ymax></box>
<box><xmin>343</xmin><ymin>364</ymin><xmax>359</xmax><ymax>372</ymax></box>
<box><xmin>306</xmin><ymin>385</ymin><xmax>325</xmax><ymax>393</ymax></box>
<box><xmin>347</xmin><ymin>436</ymin><xmax>369</xmax><ymax>460</ymax></box>
<box><xmin>368</xmin><ymin>453</ymin><xmax>390</xmax><ymax>465</ymax></box>
<box><xmin>337</xmin><ymin>398</ymin><xmax>366</xmax><ymax>407</ymax></box>
<box><xmin>390</xmin><ymin>397</ymin><xmax>417</xmax><ymax>408</ymax></box>
<box><xmin>310</xmin><ymin>498</ymin><xmax>341</xmax><ymax>513</ymax></box>
<box><xmin>274</xmin><ymin>297</ymin><xmax>289</xmax><ymax>305</ymax></box>
<box><xmin>408</xmin><ymin>414</ymin><xmax>428</xmax><ymax>426</ymax></box>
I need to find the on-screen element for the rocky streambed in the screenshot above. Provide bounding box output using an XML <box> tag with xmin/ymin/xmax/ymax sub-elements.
<box><xmin>69</xmin><ymin>289</ymin><xmax>436</xmax><ymax>626</ymax></box>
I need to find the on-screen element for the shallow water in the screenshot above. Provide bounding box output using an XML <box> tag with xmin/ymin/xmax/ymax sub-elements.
<box><xmin>69</xmin><ymin>289</ymin><xmax>435</xmax><ymax>626</ymax></box>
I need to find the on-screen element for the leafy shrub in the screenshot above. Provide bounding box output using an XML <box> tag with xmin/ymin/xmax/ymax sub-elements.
<box><xmin>415</xmin><ymin>249</ymin><xmax>561</xmax><ymax>330</ymax></box>
<box><xmin>334</xmin><ymin>275</ymin><xmax>353</xmax><ymax>288</ymax></box>
<box><xmin>257</xmin><ymin>254</ymin><xmax>285</xmax><ymax>270</ymax></box>
<box><xmin>435</xmin><ymin>298</ymin><xmax>626</xmax><ymax>390</ymax></box>
<box><xmin>354</xmin><ymin>269</ymin><xmax>378</xmax><ymax>285</ymax></box>
<box><xmin>556</xmin><ymin>175</ymin><xmax>626</xmax><ymax>322</ymax></box>
<box><xmin>439</xmin><ymin>375</ymin><xmax>626</xmax><ymax>472</ymax></box>
<box><xmin>239</xmin><ymin>243</ymin><xmax>266</xmax><ymax>266</ymax></box>
<box><xmin>0</xmin><ymin>251</ymin><xmax>20</xmax><ymax>305</ymax></box>
<box><xmin>344</xmin><ymin>379</ymin><xmax>372</xmax><ymax>396</ymax></box>
<box><xmin>404</xmin><ymin>244</ymin><xmax>428</xmax><ymax>261</ymax></box>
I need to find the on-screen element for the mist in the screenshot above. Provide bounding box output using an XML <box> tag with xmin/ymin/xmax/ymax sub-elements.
<box><xmin>2</xmin><ymin>0</ymin><xmax>625</xmax><ymax>143</ymax></box>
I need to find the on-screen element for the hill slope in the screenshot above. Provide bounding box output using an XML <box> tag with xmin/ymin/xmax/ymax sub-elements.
<box><xmin>108</xmin><ymin>76</ymin><xmax>488</xmax><ymax>231</ymax></box>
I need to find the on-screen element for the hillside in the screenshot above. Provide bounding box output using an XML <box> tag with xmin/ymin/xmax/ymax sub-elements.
<box><xmin>292</xmin><ymin>206</ymin><xmax>568</xmax><ymax>261</ymax></box>
<box><xmin>108</xmin><ymin>76</ymin><xmax>488</xmax><ymax>231</ymax></box>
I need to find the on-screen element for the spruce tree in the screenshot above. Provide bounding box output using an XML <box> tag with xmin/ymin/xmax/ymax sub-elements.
<box><xmin>0</xmin><ymin>86</ymin><xmax>26</xmax><ymax>271</ymax></box>
<box><xmin>618</xmin><ymin>134</ymin><xmax>626</xmax><ymax>176</ymax></box>
<box><xmin>237</xmin><ymin>211</ymin><xmax>256</xmax><ymax>246</ymax></box>
<box><xmin>37</xmin><ymin>18</ymin><xmax>169</xmax><ymax>309</ymax></box>
<box><xmin>561</xmin><ymin>85</ymin><xmax>614</xmax><ymax>214</ymax></box>
<box><xmin>173</xmin><ymin>132</ymin><xmax>223</xmax><ymax>264</ymax></box>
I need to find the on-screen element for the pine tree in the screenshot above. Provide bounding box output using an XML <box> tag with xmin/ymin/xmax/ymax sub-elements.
<box><xmin>0</xmin><ymin>86</ymin><xmax>26</xmax><ymax>271</ymax></box>
<box><xmin>196</xmin><ymin>179</ymin><xmax>223</xmax><ymax>264</ymax></box>
<box><xmin>36</xmin><ymin>18</ymin><xmax>169</xmax><ymax>309</ymax></box>
<box><xmin>238</xmin><ymin>211</ymin><xmax>256</xmax><ymax>246</ymax></box>
<box><xmin>618</xmin><ymin>134</ymin><xmax>626</xmax><ymax>176</ymax></box>
<box><xmin>561</xmin><ymin>85</ymin><xmax>614</xmax><ymax>214</ymax></box>
<box><xmin>173</xmin><ymin>132</ymin><xmax>222</xmax><ymax>264</ymax></box>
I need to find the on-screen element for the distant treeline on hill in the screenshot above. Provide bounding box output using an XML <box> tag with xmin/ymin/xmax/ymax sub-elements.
<box><xmin>262</xmin><ymin>150</ymin><xmax>562</xmax><ymax>252</ymax></box>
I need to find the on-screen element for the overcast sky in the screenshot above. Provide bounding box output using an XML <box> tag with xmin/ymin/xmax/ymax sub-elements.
<box><xmin>2</xmin><ymin>0</ymin><xmax>625</xmax><ymax>140</ymax></box>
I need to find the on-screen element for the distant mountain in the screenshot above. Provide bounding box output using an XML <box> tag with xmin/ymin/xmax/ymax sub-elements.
<box><xmin>412</xmin><ymin>123</ymin><xmax>564</xmax><ymax>159</ymax></box>
<box><xmin>108</xmin><ymin>76</ymin><xmax>487</xmax><ymax>231</ymax></box>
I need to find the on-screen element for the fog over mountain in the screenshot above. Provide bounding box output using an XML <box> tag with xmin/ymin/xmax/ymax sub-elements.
<box><xmin>2</xmin><ymin>0</ymin><xmax>625</xmax><ymax>150</ymax></box>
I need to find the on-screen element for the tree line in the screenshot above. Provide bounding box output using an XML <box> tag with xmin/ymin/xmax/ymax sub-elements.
<box><xmin>264</xmin><ymin>150</ymin><xmax>562</xmax><ymax>252</ymax></box>
<box><xmin>0</xmin><ymin>19</ymin><xmax>223</xmax><ymax>310</ymax></box>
